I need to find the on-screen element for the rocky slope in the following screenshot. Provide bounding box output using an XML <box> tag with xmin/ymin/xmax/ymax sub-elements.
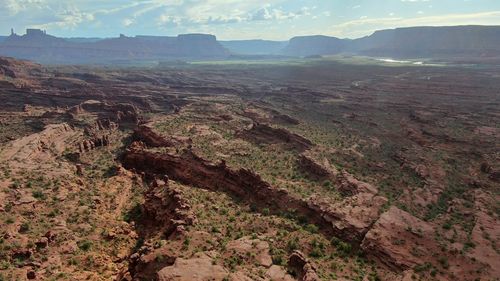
<box><xmin>0</xmin><ymin>56</ymin><xmax>498</xmax><ymax>280</ymax></box>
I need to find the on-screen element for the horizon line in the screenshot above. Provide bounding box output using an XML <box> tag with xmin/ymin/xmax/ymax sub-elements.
<box><xmin>2</xmin><ymin>24</ymin><xmax>500</xmax><ymax>42</ymax></box>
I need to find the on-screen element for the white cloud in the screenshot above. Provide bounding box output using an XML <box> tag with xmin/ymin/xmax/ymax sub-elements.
<box><xmin>328</xmin><ymin>11</ymin><xmax>500</xmax><ymax>38</ymax></box>
<box><xmin>2</xmin><ymin>0</ymin><xmax>45</xmax><ymax>15</ymax></box>
<box><xmin>122</xmin><ymin>18</ymin><xmax>134</xmax><ymax>27</ymax></box>
<box><xmin>155</xmin><ymin>2</ymin><xmax>311</xmax><ymax>28</ymax></box>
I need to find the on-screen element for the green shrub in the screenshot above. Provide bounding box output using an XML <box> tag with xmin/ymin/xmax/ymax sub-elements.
<box><xmin>331</xmin><ymin>237</ymin><xmax>351</xmax><ymax>257</ymax></box>
<box><xmin>77</xmin><ymin>240</ymin><xmax>92</xmax><ymax>251</ymax></box>
<box><xmin>304</xmin><ymin>224</ymin><xmax>318</xmax><ymax>233</ymax></box>
<box><xmin>32</xmin><ymin>189</ymin><xmax>46</xmax><ymax>200</ymax></box>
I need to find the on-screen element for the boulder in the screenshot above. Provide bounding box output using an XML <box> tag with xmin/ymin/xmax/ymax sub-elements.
<box><xmin>226</xmin><ymin>237</ymin><xmax>273</xmax><ymax>267</ymax></box>
<box><xmin>157</xmin><ymin>252</ymin><xmax>229</xmax><ymax>281</ymax></box>
<box><xmin>288</xmin><ymin>251</ymin><xmax>320</xmax><ymax>281</ymax></box>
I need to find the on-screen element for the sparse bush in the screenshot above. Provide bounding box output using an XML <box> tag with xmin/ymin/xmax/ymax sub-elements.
<box><xmin>331</xmin><ymin>237</ymin><xmax>351</xmax><ymax>257</ymax></box>
<box><xmin>304</xmin><ymin>224</ymin><xmax>318</xmax><ymax>233</ymax></box>
<box><xmin>19</xmin><ymin>222</ymin><xmax>30</xmax><ymax>233</ymax></box>
<box><xmin>123</xmin><ymin>203</ymin><xmax>142</xmax><ymax>222</ymax></box>
<box><xmin>414</xmin><ymin>262</ymin><xmax>432</xmax><ymax>273</ymax></box>
<box><xmin>77</xmin><ymin>240</ymin><xmax>92</xmax><ymax>251</ymax></box>
<box><xmin>270</xmin><ymin>248</ymin><xmax>286</xmax><ymax>266</ymax></box>
<box><xmin>287</xmin><ymin>237</ymin><xmax>299</xmax><ymax>252</ymax></box>
<box><xmin>438</xmin><ymin>257</ymin><xmax>449</xmax><ymax>269</ymax></box>
<box><xmin>310</xmin><ymin>238</ymin><xmax>325</xmax><ymax>258</ymax></box>
<box><xmin>32</xmin><ymin>189</ymin><xmax>46</xmax><ymax>200</ymax></box>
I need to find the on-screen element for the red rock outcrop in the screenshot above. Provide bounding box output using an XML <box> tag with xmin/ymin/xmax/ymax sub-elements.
<box><xmin>236</xmin><ymin>123</ymin><xmax>312</xmax><ymax>151</ymax></box>
<box><xmin>311</xmin><ymin>196</ymin><xmax>387</xmax><ymax>243</ymax></box>
<box><xmin>273</xmin><ymin>114</ymin><xmax>300</xmax><ymax>125</ymax></box>
<box><xmin>361</xmin><ymin>206</ymin><xmax>487</xmax><ymax>280</ymax></box>
<box><xmin>156</xmin><ymin>252</ymin><xmax>229</xmax><ymax>281</ymax></box>
<box><xmin>77</xmin><ymin>119</ymin><xmax>118</xmax><ymax>153</ymax></box>
<box><xmin>288</xmin><ymin>251</ymin><xmax>320</xmax><ymax>281</ymax></box>
<box><xmin>122</xmin><ymin>145</ymin><xmax>387</xmax><ymax>244</ymax></box>
<box><xmin>225</xmin><ymin>237</ymin><xmax>273</xmax><ymax>268</ymax></box>
<box><xmin>142</xmin><ymin>178</ymin><xmax>196</xmax><ymax>238</ymax></box>
<box><xmin>295</xmin><ymin>161</ymin><xmax>388</xmax><ymax>242</ymax></box>
<box><xmin>121</xmin><ymin>147</ymin><xmax>335</xmax><ymax>235</ymax></box>
<box><xmin>123</xmin><ymin>178</ymin><xmax>196</xmax><ymax>280</ymax></box>
<box><xmin>335</xmin><ymin>170</ymin><xmax>378</xmax><ymax>196</ymax></box>
<box><xmin>467</xmin><ymin>191</ymin><xmax>500</xmax><ymax>278</ymax></box>
<box><xmin>0</xmin><ymin>56</ymin><xmax>42</xmax><ymax>80</ymax></box>
<box><xmin>298</xmin><ymin>153</ymin><xmax>338</xmax><ymax>180</ymax></box>
<box><xmin>68</xmin><ymin>100</ymin><xmax>140</xmax><ymax>124</ymax></box>
<box><xmin>0</xmin><ymin>123</ymin><xmax>78</xmax><ymax>164</ymax></box>
<box><xmin>133</xmin><ymin>125</ymin><xmax>175</xmax><ymax>148</ymax></box>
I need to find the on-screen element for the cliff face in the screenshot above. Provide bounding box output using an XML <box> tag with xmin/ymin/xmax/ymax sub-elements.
<box><xmin>354</xmin><ymin>26</ymin><xmax>500</xmax><ymax>58</ymax></box>
<box><xmin>281</xmin><ymin>25</ymin><xmax>500</xmax><ymax>59</ymax></box>
<box><xmin>0</xmin><ymin>32</ymin><xmax>229</xmax><ymax>63</ymax></box>
<box><xmin>282</xmin><ymin>35</ymin><xmax>349</xmax><ymax>56</ymax></box>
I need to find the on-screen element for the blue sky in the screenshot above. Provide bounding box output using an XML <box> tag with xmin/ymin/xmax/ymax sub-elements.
<box><xmin>1</xmin><ymin>0</ymin><xmax>500</xmax><ymax>40</ymax></box>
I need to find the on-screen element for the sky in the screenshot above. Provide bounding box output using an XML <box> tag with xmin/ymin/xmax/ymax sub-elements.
<box><xmin>1</xmin><ymin>0</ymin><xmax>500</xmax><ymax>40</ymax></box>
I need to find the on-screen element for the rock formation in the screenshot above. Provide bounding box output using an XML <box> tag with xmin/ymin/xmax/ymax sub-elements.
<box><xmin>0</xmin><ymin>31</ymin><xmax>229</xmax><ymax>64</ymax></box>
<box><xmin>236</xmin><ymin>123</ymin><xmax>312</xmax><ymax>152</ymax></box>
<box><xmin>122</xmin><ymin>141</ymin><xmax>387</xmax><ymax>245</ymax></box>
<box><xmin>288</xmin><ymin>251</ymin><xmax>320</xmax><ymax>281</ymax></box>
<box><xmin>68</xmin><ymin>100</ymin><xmax>140</xmax><ymax>124</ymax></box>
<box><xmin>361</xmin><ymin>206</ymin><xmax>486</xmax><ymax>279</ymax></box>
<box><xmin>133</xmin><ymin>125</ymin><xmax>175</xmax><ymax>148</ymax></box>
<box><xmin>142</xmin><ymin>178</ymin><xmax>196</xmax><ymax>238</ymax></box>
<box><xmin>298</xmin><ymin>152</ymin><xmax>338</xmax><ymax>180</ymax></box>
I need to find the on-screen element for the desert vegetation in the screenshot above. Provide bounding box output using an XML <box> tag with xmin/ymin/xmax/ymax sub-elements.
<box><xmin>0</xmin><ymin>56</ymin><xmax>498</xmax><ymax>280</ymax></box>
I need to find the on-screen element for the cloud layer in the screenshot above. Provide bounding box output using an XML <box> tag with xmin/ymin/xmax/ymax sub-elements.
<box><xmin>1</xmin><ymin>0</ymin><xmax>499</xmax><ymax>40</ymax></box>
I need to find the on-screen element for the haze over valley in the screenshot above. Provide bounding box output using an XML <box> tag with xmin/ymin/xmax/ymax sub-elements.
<box><xmin>0</xmin><ymin>1</ymin><xmax>499</xmax><ymax>281</ymax></box>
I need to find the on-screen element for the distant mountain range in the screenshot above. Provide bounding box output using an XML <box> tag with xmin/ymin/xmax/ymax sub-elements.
<box><xmin>284</xmin><ymin>26</ymin><xmax>500</xmax><ymax>58</ymax></box>
<box><xmin>0</xmin><ymin>30</ymin><xmax>229</xmax><ymax>63</ymax></box>
<box><xmin>1</xmin><ymin>25</ymin><xmax>499</xmax><ymax>64</ymax></box>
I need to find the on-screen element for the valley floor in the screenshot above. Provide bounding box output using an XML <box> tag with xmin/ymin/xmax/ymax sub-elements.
<box><xmin>0</xmin><ymin>57</ymin><xmax>498</xmax><ymax>281</ymax></box>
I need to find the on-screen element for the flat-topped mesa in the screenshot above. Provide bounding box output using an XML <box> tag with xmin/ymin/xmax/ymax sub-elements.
<box><xmin>0</xmin><ymin>32</ymin><xmax>229</xmax><ymax>63</ymax></box>
<box><xmin>237</xmin><ymin>122</ymin><xmax>313</xmax><ymax>152</ymax></box>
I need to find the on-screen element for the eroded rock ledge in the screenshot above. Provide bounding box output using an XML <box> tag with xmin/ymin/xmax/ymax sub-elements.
<box><xmin>121</xmin><ymin>126</ymin><xmax>496</xmax><ymax>279</ymax></box>
<box><xmin>236</xmin><ymin>122</ymin><xmax>313</xmax><ymax>152</ymax></box>
<box><xmin>121</xmin><ymin>142</ymin><xmax>386</xmax><ymax>245</ymax></box>
<box><xmin>122</xmin><ymin>144</ymin><xmax>331</xmax><ymax>233</ymax></box>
